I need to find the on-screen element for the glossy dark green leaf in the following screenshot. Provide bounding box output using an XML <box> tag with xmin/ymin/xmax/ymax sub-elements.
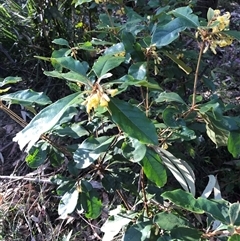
<box><xmin>152</xmin><ymin>18</ymin><xmax>188</xmax><ymax>48</ymax></box>
<box><xmin>122</xmin><ymin>137</ymin><xmax>147</xmax><ymax>162</ymax></box>
<box><xmin>51</xmin><ymin>57</ymin><xmax>88</xmax><ymax>75</ymax></box>
<box><xmin>92</xmin><ymin>55</ymin><xmax>125</xmax><ymax>78</ymax></box>
<box><xmin>154</xmin><ymin>212</ymin><xmax>188</xmax><ymax>230</ymax></box>
<box><xmin>73</xmin><ymin>136</ymin><xmax>114</xmax><ymax>169</ymax></box>
<box><xmin>44</xmin><ymin>70</ymin><xmax>90</xmax><ymax>86</ymax></box>
<box><xmin>104</xmin><ymin>43</ymin><xmax>125</xmax><ymax>56</ymax></box>
<box><xmin>229</xmin><ymin>203</ymin><xmax>240</xmax><ymax>225</ymax></box>
<box><xmin>0</xmin><ymin>76</ymin><xmax>22</xmax><ymax>87</ymax></box>
<box><xmin>52</xmin><ymin>38</ymin><xmax>70</xmax><ymax>47</ymax></box>
<box><xmin>123</xmin><ymin>221</ymin><xmax>152</xmax><ymax>241</ymax></box>
<box><xmin>80</xmin><ymin>180</ymin><xmax>102</xmax><ymax>219</ymax></box>
<box><xmin>48</xmin><ymin>146</ymin><xmax>65</xmax><ymax>167</ymax></box>
<box><xmin>108</xmin><ymin>98</ymin><xmax>158</xmax><ymax>145</ymax></box>
<box><xmin>128</xmin><ymin>62</ymin><xmax>147</xmax><ymax>80</ymax></box>
<box><xmin>223</xmin><ymin>30</ymin><xmax>240</xmax><ymax>41</ymax></box>
<box><xmin>155</xmin><ymin>92</ymin><xmax>187</xmax><ymax>105</ymax></box>
<box><xmin>171</xmin><ymin>226</ymin><xmax>202</xmax><ymax>241</ymax></box>
<box><xmin>228</xmin><ymin>131</ymin><xmax>240</xmax><ymax>158</ymax></box>
<box><xmin>58</xmin><ymin>185</ymin><xmax>79</xmax><ymax>219</ymax></box>
<box><xmin>119</xmin><ymin>75</ymin><xmax>162</xmax><ymax>90</ymax></box>
<box><xmin>179</xmin><ymin>126</ymin><xmax>196</xmax><ymax>141</ymax></box>
<box><xmin>162</xmin><ymin>107</ymin><xmax>181</xmax><ymax>128</ymax></box>
<box><xmin>1</xmin><ymin>89</ymin><xmax>52</xmax><ymax>106</ymax></box>
<box><xmin>170</xmin><ymin>6</ymin><xmax>200</xmax><ymax>28</ymax></box>
<box><xmin>228</xmin><ymin>234</ymin><xmax>240</xmax><ymax>241</ymax></box>
<box><xmin>196</xmin><ymin>197</ymin><xmax>227</xmax><ymax>223</ymax></box>
<box><xmin>53</xmin><ymin>123</ymin><xmax>89</xmax><ymax>139</ymax></box>
<box><xmin>121</xmin><ymin>31</ymin><xmax>135</xmax><ymax>53</ymax></box>
<box><xmin>200</xmin><ymin>113</ymin><xmax>229</xmax><ymax>147</ymax></box>
<box><xmin>162</xmin><ymin>189</ymin><xmax>204</xmax><ymax>213</ymax></box>
<box><xmin>26</xmin><ymin>141</ymin><xmax>48</xmax><ymax>168</ymax></box>
<box><xmin>13</xmin><ymin>92</ymin><xmax>81</xmax><ymax>151</ymax></box>
<box><xmin>141</xmin><ymin>148</ymin><xmax>167</xmax><ymax>187</ymax></box>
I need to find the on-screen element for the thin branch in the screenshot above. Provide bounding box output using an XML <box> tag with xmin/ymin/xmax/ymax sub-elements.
<box><xmin>192</xmin><ymin>42</ymin><xmax>204</xmax><ymax>109</ymax></box>
<box><xmin>0</xmin><ymin>175</ymin><xmax>53</xmax><ymax>185</ymax></box>
<box><xmin>140</xmin><ymin>168</ymin><xmax>149</xmax><ymax>216</ymax></box>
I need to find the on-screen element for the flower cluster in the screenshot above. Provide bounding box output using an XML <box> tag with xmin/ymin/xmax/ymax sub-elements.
<box><xmin>83</xmin><ymin>83</ymin><xmax>117</xmax><ymax>113</ymax></box>
<box><xmin>197</xmin><ymin>9</ymin><xmax>233</xmax><ymax>54</ymax></box>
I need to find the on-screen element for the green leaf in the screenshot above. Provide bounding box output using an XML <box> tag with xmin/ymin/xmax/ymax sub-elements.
<box><xmin>101</xmin><ymin>207</ymin><xmax>136</xmax><ymax>241</ymax></box>
<box><xmin>141</xmin><ymin>148</ymin><xmax>167</xmax><ymax>187</ymax></box>
<box><xmin>196</xmin><ymin>197</ymin><xmax>227</xmax><ymax>223</ymax></box>
<box><xmin>13</xmin><ymin>92</ymin><xmax>81</xmax><ymax>151</ymax></box>
<box><xmin>123</xmin><ymin>221</ymin><xmax>152</xmax><ymax>241</ymax></box>
<box><xmin>170</xmin><ymin>6</ymin><xmax>200</xmax><ymax>28</ymax></box>
<box><xmin>162</xmin><ymin>50</ymin><xmax>192</xmax><ymax>74</ymax></box>
<box><xmin>162</xmin><ymin>189</ymin><xmax>204</xmax><ymax>214</ymax></box>
<box><xmin>52</xmin><ymin>38</ymin><xmax>70</xmax><ymax>47</ymax></box>
<box><xmin>108</xmin><ymin>98</ymin><xmax>158</xmax><ymax>145</ymax></box>
<box><xmin>80</xmin><ymin>180</ymin><xmax>102</xmax><ymax>219</ymax></box>
<box><xmin>48</xmin><ymin>146</ymin><xmax>65</xmax><ymax>167</ymax></box>
<box><xmin>154</xmin><ymin>212</ymin><xmax>188</xmax><ymax>231</ymax></box>
<box><xmin>155</xmin><ymin>92</ymin><xmax>187</xmax><ymax>105</ymax></box>
<box><xmin>228</xmin><ymin>234</ymin><xmax>240</xmax><ymax>241</ymax></box>
<box><xmin>128</xmin><ymin>62</ymin><xmax>147</xmax><ymax>80</ymax></box>
<box><xmin>122</xmin><ymin>137</ymin><xmax>147</xmax><ymax>162</ymax></box>
<box><xmin>223</xmin><ymin>30</ymin><xmax>240</xmax><ymax>41</ymax></box>
<box><xmin>92</xmin><ymin>55</ymin><xmax>125</xmax><ymax>78</ymax></box>
<box><xmin>229</xmin><ymin>203</ymin><xmax>240</xmax><ymax>225</ymax></box>
<box><xmin>162</xmin><ymin>107</ymin><xmax>181</xmax><ymax>128</ymax></box>
<box><xmin>58</xmin><ymin>185</ymin><xmax>79</xmax><ymax>219</ymax></box>
<box><xmin>51</xmin><ymin>57</ymin><xmax>88</xmax><ymax>75</ymax></box>
<box><xmin>1</xmin><ymin>89</ymin><xmax>52</xmax><ymax>106</ymax></box>
<box><xmin>104</xmin><ymin>43</ymin><xmax>125</xmax><ymax>56</ymax></box>
<box><xmin>152</xmin><ymin>14</ymin><xmax>198</xmax><ymax>48</ymax></box>
<box><xmin>171</xmin><ymin>227</ymin><xmax>202</xmax><ymax>241</ymax></box>
<box><xmin>0</xmin><ymin>76</ymin><xmax>22</xmax><ymax>87</ymax></box>
<box><xmin>26</xmin><ymin>141</ymin><xmax>48</xmax><ymax>168</ymax></box>
<box><xmin>207</xmin><ymin>8</ymin><xmax>215</xmax><ymax>22</ymax></box>
<box><xmin>119</xmin><ymin>75</ymin><xmax>162</xmax><ymax>90</ymax></box>
<box><xmin>52</xmin><ymin>123</ymin><xmax>89</xmax><ymax>139</ymax></box>
<box><xmin>73</xmin><ymin>136</ymin><xmax>114</xmax><ymax>169</ymax></box>
<box><xmin>228</xmin><ymin>131</ymin><xmax>240</xmax><ymax>158</ymax></box>
<box><xmin>200</xmin><ymin>113</ymin><xmax>229</xmax><ymax>147</ymax></box>
<box><xmin>44</xmin><ymin>70</ymin><xmax>90</xmax><ymax>86</ymax></box>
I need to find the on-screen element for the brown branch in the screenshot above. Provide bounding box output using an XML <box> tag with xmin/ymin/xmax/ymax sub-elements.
<box><xmin>0</xmin><ymin>175</ymin><xmax>53</xmax><ymax>185</ymax></box>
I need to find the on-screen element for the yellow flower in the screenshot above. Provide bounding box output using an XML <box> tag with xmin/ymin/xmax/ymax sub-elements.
<box><xmin>85</xmin><ymin>92</ymin><xmax>101</xmax><ymax>113</ymax></box>
<box><xmin>197</xmin><ymin>10</ymin><xmax>232</xmax><ymax>54</ymax></box>
<box><xmin>106</xmin><ymin>88</ymin><xmax>118</xmax><ymax>97</ymax></box>
<box><xmin>100</xmin><ymin>94</ymin><xmax>109</xmax><ymax>107</ymax></box>
<box><xmin>83</xmin><ymin>82</ymin><xmax>118</xmax><ymax>113</ymax></box>
<box><xmin>212</xmin><ymin>13</ymin><xmax>230</xmax><ymax>33</ymax></box>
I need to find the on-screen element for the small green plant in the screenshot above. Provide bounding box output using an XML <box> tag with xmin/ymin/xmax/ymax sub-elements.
<box><xmin>1</xmin><ymin>1</ymin><xmax>240</xmax><ymax>240</ymax></box>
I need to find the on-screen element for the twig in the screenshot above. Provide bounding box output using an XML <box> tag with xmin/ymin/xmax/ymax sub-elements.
<box><xmin>0</xmin><ymin>175</ymin><xmax>53</xmax><ymax>185</ymax></box>
<box><xmin>192</xmin><ymin>42</ymin><xmax>204</xmax><ymax>109</ymax></box>
<box><xmin>140</xmin><ymin>168</ymin><xmax>149</xmax><ymax>216</ymax></box>
<box><xmin>116</xmin><ymin>189</ymin><xmax>132</xmax><ymax>210</ymax></box>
